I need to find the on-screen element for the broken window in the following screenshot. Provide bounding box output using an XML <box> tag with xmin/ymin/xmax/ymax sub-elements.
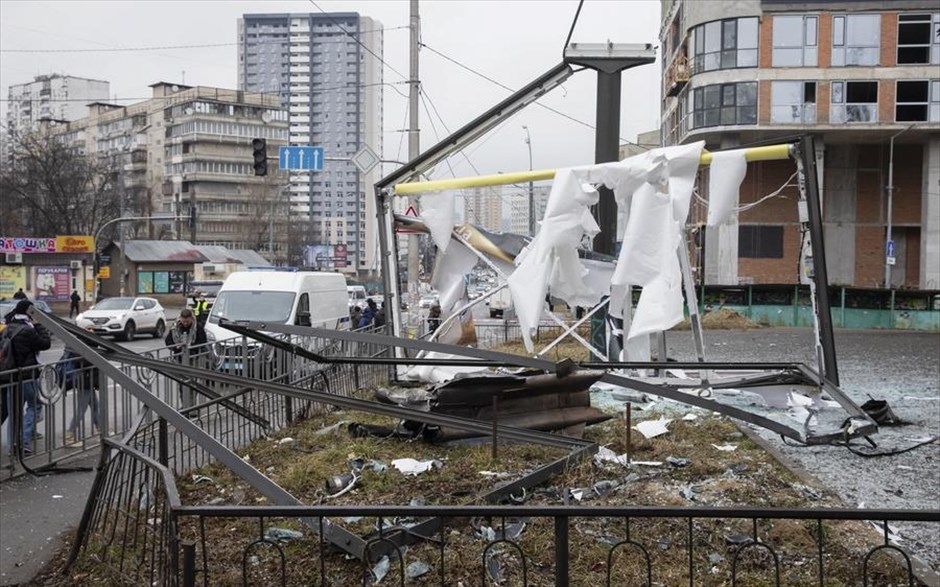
<box><xmin>896</xmin><ymin>13</ymin><xmax>940</xmax><ymax>64</ymax></box>
<box><xmin>830</xmin><ymin>80</ymin><xmax>878</xmax><ymax>123</ymax></box>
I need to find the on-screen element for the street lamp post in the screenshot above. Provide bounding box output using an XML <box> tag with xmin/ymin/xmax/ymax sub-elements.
<box><xmin>885</xmin><ymin>124</ymin><xmax>915</xmax><ymax>289</ymax></box>
<box><xmin>522</xmin><ymin>125</ymin><xmax>535</xmax><ymax>236</ymax></box>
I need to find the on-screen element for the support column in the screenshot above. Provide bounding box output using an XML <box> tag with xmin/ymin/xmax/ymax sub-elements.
<box><xmin>921</xmin><ymin>137</ymin><xmax>940</xmax><ymax>289</ymax></box>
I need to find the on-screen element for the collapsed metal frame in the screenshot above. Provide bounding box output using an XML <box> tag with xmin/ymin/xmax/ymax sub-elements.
<box><xmin>228</xmin><ymin>321</ymin><xmax>875</xmax><ymax>445</ymax></box>
<box><xmin>33</xmin><ymin>310</ymin><xmax>596</xmax><ymax>561</ymax></box>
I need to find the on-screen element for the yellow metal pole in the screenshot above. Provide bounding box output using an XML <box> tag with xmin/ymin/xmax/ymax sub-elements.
<box><xmin>392</xmin><ymin>143</ymin><xmax>793</xmax><ymax>196</ymax></box>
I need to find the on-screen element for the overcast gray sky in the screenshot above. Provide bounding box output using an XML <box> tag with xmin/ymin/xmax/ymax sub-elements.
<box><xmin>0</xmin><ymin>0</ymin><xmax>662</xmax><ymax>179</ymax></box>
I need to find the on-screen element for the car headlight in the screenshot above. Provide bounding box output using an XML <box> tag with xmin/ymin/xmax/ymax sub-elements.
<box><xmin>206</xmin><ymin>330</ymin><xmax>216</xmax><ymax>343</ymax></box>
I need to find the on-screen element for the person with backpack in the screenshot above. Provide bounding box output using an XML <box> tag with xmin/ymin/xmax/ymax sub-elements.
<box><xmin>58</xmin><ymin>328</ymin><xmax>100</xmax><ymax>446</ymax></box>
<box><xmin>1</xmin><ymin>300</ymin><xmax>52</xmax><ymax>454</ymax></box>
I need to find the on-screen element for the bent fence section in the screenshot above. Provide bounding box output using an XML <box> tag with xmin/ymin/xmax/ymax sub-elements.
<box><xmin>73</xmin><ymin>438</ymin><xmax>940</xmax><ymax>586</ymax></box>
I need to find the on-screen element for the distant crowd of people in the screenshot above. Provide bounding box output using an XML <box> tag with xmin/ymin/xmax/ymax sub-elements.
<box><xmin>349</xmin><ymin>298</ymin><xmax>386</xmax><ymax>330</ymax></box>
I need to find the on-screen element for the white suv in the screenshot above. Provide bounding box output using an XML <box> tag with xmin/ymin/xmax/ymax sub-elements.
<box><xmin>76</xmin><ymin>296</ymin><xmax>167</xmax><ymax>341</ymax></box>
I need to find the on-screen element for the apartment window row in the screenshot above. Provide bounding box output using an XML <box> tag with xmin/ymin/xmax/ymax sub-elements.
<box><xmin>166</xmin><ymin>121</ymin><xmax>287</xmax><ymax>140</ymax></box>
<box><xmin>695</xmin><ymin>13</ymin><xmax>940</xmax><ymax>73</ymax></box>
<box><xmin>167</xmin><ymin>101</ymin><xmax>287</xmax><ymax>123</ymax></box>
<box><xmin>165</xmin><ymin>161</ymin><xmax>253</xmax><ymax>176</ymax></box>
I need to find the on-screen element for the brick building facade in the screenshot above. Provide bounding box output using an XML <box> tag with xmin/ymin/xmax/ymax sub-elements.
<box><xmin>660</xmin><ymin>0</ymin><xmax>940</xmax><ymax>289</ymax></box>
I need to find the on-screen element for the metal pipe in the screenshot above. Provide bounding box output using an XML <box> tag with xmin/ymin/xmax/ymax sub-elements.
<box><xmin>885</xmin><ymin>125</ymin><xmax>915</xmax><ymax>288</ymax></box>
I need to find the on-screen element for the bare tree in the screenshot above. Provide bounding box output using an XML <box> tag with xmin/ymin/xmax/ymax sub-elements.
<box><xmin>0</xmin><ymin>130</ymin><xmax>121</xmax><ymax>237</ymax></box>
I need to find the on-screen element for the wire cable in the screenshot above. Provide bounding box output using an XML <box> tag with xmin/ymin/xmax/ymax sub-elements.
<box><xmin>419</xmin><ymin>41</ymin><xmax>648</xmax><ymax>150</ymax></box>
<box><xmin>308</xmin><ymin>0</ymin><xmax>409</xmax><ymax>82</ymax></box>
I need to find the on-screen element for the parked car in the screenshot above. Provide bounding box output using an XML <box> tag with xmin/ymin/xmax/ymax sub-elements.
<box><xmin>0</xmin><ymin>299</ymin><xmax>52</xmax><ymax>333</ymax></box>
<box><xmin>75</xmin><ymin>296</ymin><xmax>167</xmax><ymax>340</ymax></box>
<box><xmin>418</xmin><ymin>294</ymin><xmax>439</xmax><ymax>309</ymax></box>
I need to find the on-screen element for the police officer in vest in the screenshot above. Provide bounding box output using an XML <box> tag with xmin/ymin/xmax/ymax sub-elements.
<box><xmin>191</xmin><ymin>291</ymin><xmax>209</xmax><ymax>326</ymax></box>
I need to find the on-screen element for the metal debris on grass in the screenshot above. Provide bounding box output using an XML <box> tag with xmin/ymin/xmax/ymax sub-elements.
<box><xmin>264</xmin><ymin>527</ymin><xmax>303</xmax><ymax>543</ymax></box>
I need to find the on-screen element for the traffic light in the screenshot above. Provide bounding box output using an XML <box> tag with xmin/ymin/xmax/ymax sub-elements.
<box><xmin>252</xmin><ymin>138</ymin><xmax>267</xmax><ymax>176</ymax></box>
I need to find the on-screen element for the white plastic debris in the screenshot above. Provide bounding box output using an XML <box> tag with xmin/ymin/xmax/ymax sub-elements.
<box><xmin>593</xmin><ymin>446</ymin><xmax>629</xmax><ymax>467</ymax></box>
<box><xmin>52</xmin><ymin>495</ymin><xmax>63</xmax><ymax>499</ymax></box>
<box><xmin>392</xmin><ymin>458</ymin><xmax>440</xmax><ymax>476</ymax></box>
<box><xmin>276</xmin><ymin>437</ymin><xmax>295</xmax><ymax>446</ymax></box>
<box><xmin>634</xmin><ymin>418</ymin><xmax>672</xmax><ymax>439</ymax></box>
<box><xmin>682</xmin><ymin>413</ymin><xmax>698</xmax><ymax>421</ymax></box>
<box><xmin>711</xmin><ymin>444</ymin><xmax>738</xmax><ymax>452</ymax></box>
<box><xmin>630</xmin><ymin>461</ymin><xmax>664</xmax><ymax>467</ymax></box>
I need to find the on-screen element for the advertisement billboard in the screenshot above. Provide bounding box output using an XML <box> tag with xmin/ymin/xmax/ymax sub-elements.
<box><xmin>33</xmin><ymin>266</ymin><xmax>70</xmax><ymax>301</ymax></box>
<box><xmin>1</xmin><ymin>266</ymin><xmax>27</xmax><ymax>299</ymax></box>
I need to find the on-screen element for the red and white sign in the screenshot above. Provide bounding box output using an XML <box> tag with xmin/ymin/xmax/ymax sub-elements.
<box><xmin>396</xmin><ymin>205</ymin><xmax>421</xmax><ymax>234</ymax></box>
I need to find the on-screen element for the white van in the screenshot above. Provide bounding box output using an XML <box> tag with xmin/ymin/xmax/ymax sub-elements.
<box><xmin>347</xmin><ymin>285</ymin><xmax>367</xmax><ymax>310</ymax></box>
<box><xmin>205</xmin><ymin>271</ymin><xmax>350</xmax><ymax>344</ymax></box>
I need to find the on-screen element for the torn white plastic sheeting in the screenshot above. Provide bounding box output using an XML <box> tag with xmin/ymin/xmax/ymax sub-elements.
<box><xmin>509</xmin><ymin>142</ymin><xmax>704</xmax><ymax>353</ymax></box>
<box><xmin>431</xmin><ymin>239</ymin><xmax>478</xmax><ymax>313</ymax></box>
<box><xmin>392</xmin><ymin>458</ymin><xmax>440</xmax><ymax>476</ymax></box>
<box><xmin>706</xmin><ymin>149</ymin><xmax>748</xmax><ymax>227</ymax></box>
<box><xmin>419</xmin><ymin>190</ymin><xmax>456</xmax><ymax>253</ymax></box>
<box><xmin>634</xmin><ymin>417</ymin><xmax>673</xmax><ymax>439</ymax></box>
<box><xmin>509</xmin><ymin>168</ymin><xmax>601</xmax><ymax>352</ymax></box>
<box><xmin>400</xmin><ymin>351</ymin><xmax>489</xmax><ymax>383</ymax></box>
<box><xmin>712</xmin><ymin>443</ymin><xmax>738</xmax><ymax>452</ymax></box>
<box><xmin>612</xmin><ymin>142</ymin><xmax>704</xmax><ymax>342</ymax></box>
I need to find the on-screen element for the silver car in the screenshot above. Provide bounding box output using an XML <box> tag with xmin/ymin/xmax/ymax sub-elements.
<box><xmin>76</xmin><ymin>296</ymin><xmax>167</xmax><ymax>340</ymax></box>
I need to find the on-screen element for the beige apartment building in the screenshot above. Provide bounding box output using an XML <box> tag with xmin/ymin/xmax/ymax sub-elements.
<box><xmin>44</xmin><ymin>83</ymin><xmax>290</xmax><ymax>262</ymax></box>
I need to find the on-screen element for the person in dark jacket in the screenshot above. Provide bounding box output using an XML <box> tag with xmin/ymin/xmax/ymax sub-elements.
<box><xmin>12</xmin><ymin>288</ymin><xmax>26</xmax><ymax>300</ymax></box>
<box><xmin>165</xmin><ymin>309</ymin><xmax>208</xmax><ymax>356</ymax></box>
<box><xmin>358</xmin><ymin>299</ymin><xmax>377</xmax><ymax>329</ymax></box>
<box><xmin>69</xmin><ymin>290</ymin><xmax>81</xmax><ymax>318</ymax></box>
<box><xmin>2</xmin><ymin>300</ymin><xmax>52</xmax><ymax>454</ymax></box>
<box><xmin>64</xmin><ymin>327</ymin><xmax>100</xmax><ymax>445</ymax></box>
<box><xmin>165</xmin><ymin>309</ymin><xmax>208</xmax><ymax>410</ymax></box>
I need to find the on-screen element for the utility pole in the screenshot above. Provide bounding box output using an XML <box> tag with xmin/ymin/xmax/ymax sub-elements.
<box><xmin>523</xmin><ymin>125</ymin><xmax>535</xmax><ymax>236</ymax></box>
<box><xmin>407</xmin><ymin>0</ymin><xmax>421</xmax><ymax>301</ymax></box>
<box><xmin>885</xmin><ymin>125</ymin><xmax>914</xmax><ymax>289</ymax></box>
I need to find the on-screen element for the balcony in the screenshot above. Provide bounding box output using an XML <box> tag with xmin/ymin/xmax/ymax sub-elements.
<box><xmin>664</xmin><ymin>53</ymin><xmax>690</xmax><ymax>98</ymax></box>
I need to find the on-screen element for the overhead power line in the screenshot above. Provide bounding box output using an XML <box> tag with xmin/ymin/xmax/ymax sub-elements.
<box><xmin>419</xmin><ymin>41</ymin><xmax>648</xmax><ymax>149</ymax></box>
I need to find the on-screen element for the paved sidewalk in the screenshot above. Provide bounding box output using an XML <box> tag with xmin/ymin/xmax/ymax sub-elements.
<box><xmin>0</xmin><ymin>454</ymin><xmax>97</xmax><ymax>586</ymax></box>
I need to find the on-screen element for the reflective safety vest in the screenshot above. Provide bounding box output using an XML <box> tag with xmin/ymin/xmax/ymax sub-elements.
<box><xmin>193</xmin><ymin>299</ymin><xmax>208</xmax><ymax>317</ymax></box>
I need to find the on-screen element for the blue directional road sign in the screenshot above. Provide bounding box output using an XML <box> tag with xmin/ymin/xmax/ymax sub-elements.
<box><xmin>278</xmin><ymin>145</ymin><xmax>324</xmax><ymax>171</ymax></box>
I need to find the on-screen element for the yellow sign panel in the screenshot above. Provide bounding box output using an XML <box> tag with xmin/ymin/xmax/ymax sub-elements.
<box><xmin>98</xmin><ymin>266</ymin><xmax>111</xmax><ymax>279</ymax></box>
<box><xmin>1</xmin><ymin>266</ymin><xmax>27</xmax><ymax>298</ymax></box>
<box><xmin>55</xmin><ymin>235</ymin><xmax>95</xmax><ymax>253</ymax></box>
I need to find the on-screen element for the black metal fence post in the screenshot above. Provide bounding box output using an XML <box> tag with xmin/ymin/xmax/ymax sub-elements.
<box><xmin>158</xmin><ymin>418</ymin><xmax>168</xmax><ymax>467</ymax></box>
<box><xmin>181</xmin><ymin>540</ymin><xmax>196</xmax><ymax>587</ymax></box>
<box><xmin>555</xmin><ymin>513</ymin><xmax>569</xmax><ymax>586</ymax></box>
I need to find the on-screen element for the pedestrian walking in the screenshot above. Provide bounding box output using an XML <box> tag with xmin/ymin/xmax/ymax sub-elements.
<box><xmin>61</xmin><ymin>328</ymin><xmax>100</xmax><ymax>446</ymax></box>
<box><xmin>1</xmin><ymin>300</ymin><xmax>52</xmax><ymax>454</ymax></box>
<box><xmin>69</xmin><ymin>290</ymin><xmax>81</xmax><ymax>319</ymax></box>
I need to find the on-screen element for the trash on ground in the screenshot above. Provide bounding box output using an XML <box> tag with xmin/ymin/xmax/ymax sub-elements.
<box><xmin>372</xmin><ymin>556</ymin><xmax>390</xmax><ymax>583</ymax></box>
<box><xmin>313</xmin><ymin>421</ymin><xmax>347</xmax><ymax>436</ymax></box>
<box><xmin>593</xmin><ymin>480</ymin><xmax>620</xmax><ymax>497</ymax></box>
<box><xmin>634</xmin><ymin>418</ymin><xmax>672</xmax><ymax>439</ymax></box>
<box><xmin>485</xmin><ymin>554</ymin><xmax>504</xmax><ymax>584</ymax></box>
<box><xmin>679</xmin><ymin>485</ymin><xmax>697</xmax><ymax>501</ymax></box>
<box><xmin>264</xmin><ymin>527</ymin><xmax>303</xmax><ymax>543</ymax></box>
<box><xmin>392</xmin><ymin>458</ymin><xmax>442</xmax><ymax>476</ymax></box>
<box><xmin>682</xmin><ymin>413</ymin><xmax>698</xmax><ymax>421</ymax></box>
<box><xmin>666</xmin><ymin>456</ymin><xmax>691</xmax><ymax>468</ymax></box>
<box><xmin>725</xmin><ymin>533</ymin><xmax>752</xmax><ymax>545</ymax></box>
<box><xmin>630</xmin><ymin>460</ymin><xmax>663</xmax><ymax>467</ymax></box>
<box><xmin>711</xmin><ymin>443</ymin><xmax>737</xmax><ymax>452</ymax></box>
<box><xmin>192</xmin><ymin>474</ymin><xmax>214</xmax><ymax>485</ymax></box>
<box><xmin>593</xmin><ymin>446</ymin><xmax>629</xmax><ymax>467</ymax></box>
<box><xmin>276</xmin><ymin>437</ymin><xmax>295</xmax><ymax>446</ymax></box>
<box><xmin>405</xmin><ymin>561</ymin><xmax>431</xmax><ymax>579</ymax></box>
